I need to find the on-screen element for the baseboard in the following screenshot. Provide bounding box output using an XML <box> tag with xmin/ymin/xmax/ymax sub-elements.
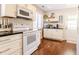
<box><xmin>43</xmin><ymin>37</ymin><xmax>66</xmax><ymax>42</ymax></box>
<box><xmin>67</xmin><ymin>40</ymin><xmax>76</xmax><ymax>44</ymax></box>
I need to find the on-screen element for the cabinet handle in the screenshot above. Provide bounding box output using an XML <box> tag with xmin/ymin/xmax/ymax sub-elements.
<box><xmin>0</xmin><ymin>48</ymin><xmax>10</xmax><ymax>53</ymax></box>
<box><xmin>0</xmin><ymin>39</ymin><xmax>10</xmax><ymax>42</ymax></box>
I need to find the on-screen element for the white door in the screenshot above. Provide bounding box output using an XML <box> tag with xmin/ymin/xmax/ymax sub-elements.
<box><xmin>33</xmin><ymin>11</ymin><xmax>43</xmax><ymax>30</ymax></box>
<box><xmin>77</xmin><ymin>6</ymin><xmax>79</xmax><ymax>55</ymax></box>
<box><xmin>37</xmin><ymin>12</ymin><xmax>43</xmax><ymax>29</ymax></box>
<box><xmin>33</xmin><ymin>12</ymin><xmax>37</xmax><ymax>30</ymax></box>
<box><xmin>64</xmin><ymin>15</ymin><xmax>77</xmax><ymax>43</ymax></box>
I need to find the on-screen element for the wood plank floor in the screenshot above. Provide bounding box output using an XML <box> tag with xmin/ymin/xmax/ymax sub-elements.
<box><xmin>32</xmin><ymin>39</ymin><xmax>76</xmax><ymax>55</ymax></box>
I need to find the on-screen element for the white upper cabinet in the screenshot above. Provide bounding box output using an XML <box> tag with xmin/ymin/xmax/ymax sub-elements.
<box><xmin>27</xmin><ymin>5</ymin><xmax>36</xmax><ymax>13</ymax></box>
<box><xmin>27</xmin><ymin>5</ymin><xmax>36</xmax><ymax>20</ymax></box>
<box><xmin>17</xmin><ymin>4</ymin><xmax>36</xmax><ymax>12</ymax></box>
<box><xmin>17</xmin><ymin>4</ymin><xmax>27</xmax><ymax>9</ymax></box>
<box><xmin>0</xmin><ymin>4</ymin><xmax>16</xmax><ymax>17</ymax></box>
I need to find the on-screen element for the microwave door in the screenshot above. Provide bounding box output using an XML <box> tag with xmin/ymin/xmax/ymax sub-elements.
<box><xmin>17</xmin><ymin>8</ymin><xmax>32</xmax><ymax>19</ymax></box>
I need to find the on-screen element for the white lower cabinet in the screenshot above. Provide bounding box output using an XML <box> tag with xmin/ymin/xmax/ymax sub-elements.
<box><xmin>37</xmin><ymin>30</ymin><xmax>42</xmax><ymax>45</ymax></box>
<box><xmin>10</xmin><ymin>49</ymin><xmax>22</xmax><ymax>55</ymax></box>
<box><xmin>44</xmin><ymin>29</ymin><xmax>64</xmax><ymax>40</ymax></box>
<box><xmin>0</xmin><ymin>34</ymin><xmax>22</xmax><ymax>55</ymax></box>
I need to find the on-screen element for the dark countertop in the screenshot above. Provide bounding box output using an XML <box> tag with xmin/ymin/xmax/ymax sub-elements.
<box><xmin>0</xmin><ymin>29</ymin><xmax>39</xmax><ymax>37</ymax></box>
<box><xmin>44</xmin><ymin>28</ymin><xmax>63</xmax><ymax>29</ymax></box>
<box><xmin>0</xmin><ymin>31</ymin><xmax>23</xmax><ymax>37</ymax></box>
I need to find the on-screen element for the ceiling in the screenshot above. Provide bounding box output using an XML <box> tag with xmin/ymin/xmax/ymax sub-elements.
<box><xmin>36</xmin><ymin>4</ymin><xmax>77</xmax><ymax>12</ymax></box>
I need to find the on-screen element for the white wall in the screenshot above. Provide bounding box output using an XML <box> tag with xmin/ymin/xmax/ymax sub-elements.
<box><xmin>77</xmin><ymin>6</ymin><xmax>79</xmax><ymax>55</ymax></box>
<box><xmin>0</xmin><ymin>4</ymin><xmax>1</xmax><ymax>15</ymax></box>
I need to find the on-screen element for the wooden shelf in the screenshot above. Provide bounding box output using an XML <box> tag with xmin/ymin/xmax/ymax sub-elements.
<box><xmin>43</xmin><ymin>21</ymin><xmax>59</xmax><ymax>23</ymax></box>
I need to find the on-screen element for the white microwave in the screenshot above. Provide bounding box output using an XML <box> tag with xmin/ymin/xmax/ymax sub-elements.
<box><xmin>17</xmin><ymin>8</ymin><xmax>33</xmax><ymax>19</ymax></box>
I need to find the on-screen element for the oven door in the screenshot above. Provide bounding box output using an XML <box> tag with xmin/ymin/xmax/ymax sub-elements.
<box><xmin>17</xmin><ymin>8</ymin><xmax>32</xmax><ymax>19</ymax></box>
<box><xmin>23</xmin><ymin>31</ymin><xmax>38</xmax><ymax>55</ymax></box>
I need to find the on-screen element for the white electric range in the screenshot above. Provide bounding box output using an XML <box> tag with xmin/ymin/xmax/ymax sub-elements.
<box><xmin>12</xmin><ymin>23</ymin><xmax>40</xmax><ymax>55</ymax></box>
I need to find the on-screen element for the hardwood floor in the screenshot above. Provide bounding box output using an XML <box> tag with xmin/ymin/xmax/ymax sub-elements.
<box><xmin>32</xmin><ymin>39</ymin><xmax>76</xmax><ymax>55</ymax></box>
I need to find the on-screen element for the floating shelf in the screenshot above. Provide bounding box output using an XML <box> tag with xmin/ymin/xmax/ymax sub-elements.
<box><xmin>43</xmin><ymin>21</ymin><xmax>59</xmax><ymax>23</ymax></box>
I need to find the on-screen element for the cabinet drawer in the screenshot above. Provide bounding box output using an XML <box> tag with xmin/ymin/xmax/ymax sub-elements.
<box><xmin>0</xmin><ymin>36</ymin><xmax>10</xmax><ymax>45</ymax></box>
<box><xmin>10</xmin><ymin>49</ymin><xmax>22</xmax><ymax>55</ymax></box>
<box><xmin>9</xmin><ymin>34</ymin><xmax>22</xmax><ymax>40</ymax></box>
<box><xmin>0</xmin><ymin>39</ymin><xmax>22</xmax><ymax>55</ymax></box>
<box><xmin>0</xmin><ymin>34</ymin><xmax>22</xmax><ymax>45</ymax></box>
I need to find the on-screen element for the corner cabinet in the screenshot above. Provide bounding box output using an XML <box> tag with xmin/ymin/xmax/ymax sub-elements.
<box><xmin>0</xmin><ymin>4</ymin><xmax>16</xmax><ymax>17</ymax></box>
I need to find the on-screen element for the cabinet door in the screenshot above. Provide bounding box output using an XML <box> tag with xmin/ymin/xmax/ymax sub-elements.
<box><xmin>10</xmin><ymin>49</ymin><xmax>22</xmax><ymax>55</ymax></box>
<box><xmin>1</xmin><ymin>4</ymin><xmax>16</xmax><ymax>17</ymax></box>
<box><xmin>0</xmin><ymin>34</ymin><xmax>22</xmax><ymax>45</ymax></box>
<box><xmin>44</xmin><ymin>29</ymin><xmax>54</xmax><ymax>39</ymax></box>
<box><xmin>27</xmin><ymin>5</ymin><xmax>36</xmax><ymax>12</ymax></box>
<box><xmin>44</xmin><ymin>29</ymin><xmax>63</xmax><ymax>40</ymax></box>
<box><xmin>27</xmin><ymin>4</ymin><xmax>36</xmax><ymax>20</ymax></box>
<box><xmin>54</xmin><ymin>30</ymin><xmax>63</xmax><ymax>40</ymax></box>
<box><xmin>39</xmin><ymin>29</ymin><xmax>43</xmax><ymax>39</ymax></box>
<box><xmin>37</xmin><ymin>30</ymin><xmax>41</xmax><ymax>45</ymax></box>
<box><xmin>0</xmin><ymin>39</ymin><xmax>22</xmax><ymax>55</ymax></box>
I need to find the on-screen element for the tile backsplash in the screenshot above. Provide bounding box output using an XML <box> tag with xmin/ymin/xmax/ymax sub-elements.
<box><xmin>0</xmin><ymin>17</ymin><xmax>33</xmax><ymax>29</ymax></box>
<box><xmin>12</xmin><ymin>18</ymin><xmax>33</xmax><ymax>29</ymax></box>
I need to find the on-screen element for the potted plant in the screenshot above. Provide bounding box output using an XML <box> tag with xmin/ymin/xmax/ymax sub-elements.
<box><xmin>43</xmin><ymin>14</ymin><xmax>48</xmax><ymax>21</ymax></box>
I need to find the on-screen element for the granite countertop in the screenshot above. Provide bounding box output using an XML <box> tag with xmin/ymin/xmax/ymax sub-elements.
<box><xmin>0</xmin><ymin>29</ymin><xmax>39</xmax><ymax>37</ymax></box>
<box><xmin>0</xmin><ymin>31</ymin><xmax>23</xmax><ymax>37</ymax></box>
<box><xmin>44</xmin><ymin>28</ymin><xmax>63</xmax><ymax>29</ymax></box>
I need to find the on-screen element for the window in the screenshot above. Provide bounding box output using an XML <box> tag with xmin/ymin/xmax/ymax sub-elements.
<box><xmin>67</xmin><ymin>15</ymin><xmax>77</xmax><ymax>30</ymax></box>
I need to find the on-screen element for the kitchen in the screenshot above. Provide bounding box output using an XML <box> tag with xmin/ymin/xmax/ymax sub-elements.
<box><xmin>0</xmin><ymin>4</ymin><xmax>78</xmax><ymax>55</ymax></box>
